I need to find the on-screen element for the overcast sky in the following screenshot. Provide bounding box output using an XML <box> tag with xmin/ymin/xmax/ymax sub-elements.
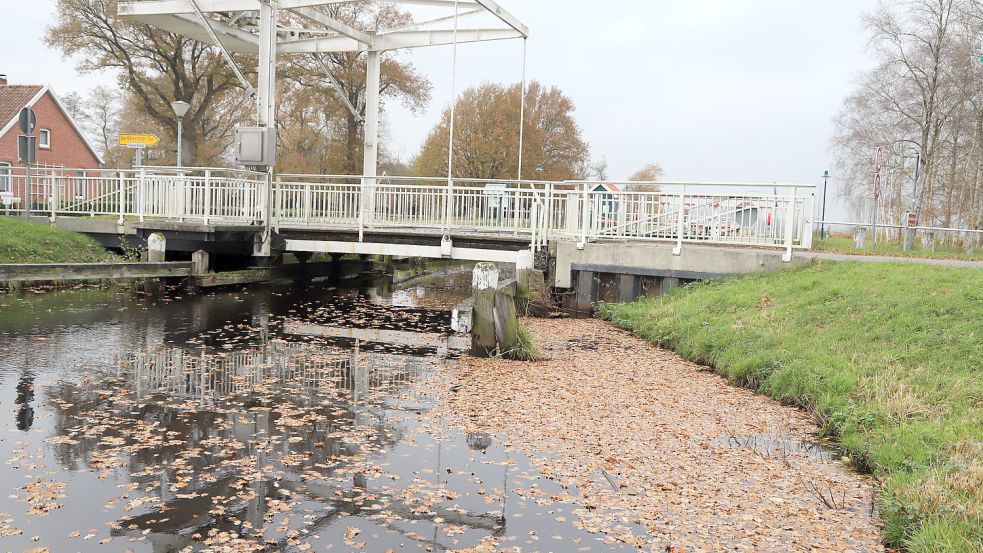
<box><xmin>1</xmin><ymin>0</ymin><xmax>879</xmax><ymax>218</ymax></box>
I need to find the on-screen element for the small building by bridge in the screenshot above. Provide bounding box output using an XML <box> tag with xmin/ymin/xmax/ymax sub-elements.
<box><xmin>0</xmin><ymin>75</ymin><xmax>103</xmax><ymax>210</ymax></box>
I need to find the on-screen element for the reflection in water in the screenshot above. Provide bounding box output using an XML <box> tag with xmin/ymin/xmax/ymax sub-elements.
<box><xmin>0</xmin><ymin>269</ymin><xmax>640</xmax><ymax>552</ymax></box>
<box><xmin>15</xmin><ymin>373</ymin><xmax>34</xmax><ymax>431</ymax></box>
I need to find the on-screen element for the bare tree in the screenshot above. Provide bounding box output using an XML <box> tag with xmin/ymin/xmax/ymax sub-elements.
<box><xmin>47</xmin><ymin>0</ymin><xmax>250</xmax><ymax>166</ymax></box>
<box><xmin>832</xmin><ymin>0</ymin><xmax>982</xmax><ymax>238</ymax></box>
<box><xmin>412</xmin><ymin>82</ymin><xmax>590</xmax><ymax>181</ymax></box>
<box><xmin>626</xmin><ymin>163</ymin><xmax>665</xmax><ymax>192</ymax></box>
<box><xmin>279</xmin><ymin>3</ymin><xmax>431</xmax><ymax>175</ymax></box>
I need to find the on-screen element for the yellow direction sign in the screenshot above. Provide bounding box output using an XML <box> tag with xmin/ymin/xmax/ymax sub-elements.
<box><xmin>118</xmin><ymin>134</ymin><xmax>159</xmax><ymax>147</ymax></box>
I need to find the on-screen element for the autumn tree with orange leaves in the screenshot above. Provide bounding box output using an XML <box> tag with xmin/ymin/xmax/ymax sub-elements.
<box><xmin>413</xmin><ymin>82</ymin><xmax>590</xmax><ymax>181</ymax></box>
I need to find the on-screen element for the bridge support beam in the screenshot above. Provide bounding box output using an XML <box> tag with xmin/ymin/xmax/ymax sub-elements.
<box><xmin>283</xmin><ymin>239</ymin><xmax>527</xmax><ymax>265</ymax></box>
<box><xmin>362</xmin><ymin>49</ymin><xmax>380</xmax><ymax>185</ymax></box>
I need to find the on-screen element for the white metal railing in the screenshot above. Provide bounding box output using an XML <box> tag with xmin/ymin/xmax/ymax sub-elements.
<box><xmin>1</xmin><ymin>166</ymin><xmax>267</xmax><ymax>224</ymax></box>
<box><xmin>567</xmin><ymin>181</ymin><xmax>815</xmax><ymax>257</ymax></box>
<box><xmin>272</xmin><ymin>176</ymin><xmax>814</xmax><ymax>255</ymax></box>
<box><xmin>0</xmin><ymin>167</ymin><xmax>817</xmax><ymax>255</ymax></box>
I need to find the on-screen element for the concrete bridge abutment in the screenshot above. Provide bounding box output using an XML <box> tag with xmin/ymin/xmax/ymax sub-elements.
<box><xmin>552</xmin><ymin>240</ymin><xmax>810</xmax><ymax>314</ymax></box>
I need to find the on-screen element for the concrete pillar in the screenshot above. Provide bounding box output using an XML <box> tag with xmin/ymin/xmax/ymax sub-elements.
<box><xmin>618</xmin><ymin>274</ymin><xmax>640</xmax><ymax>303</ymax></box>
<box><xmin>575</xmin><ymin>270</ymin><xmax>594</xmax><ymax>313</ymax></box>
<box><xmin>191</xmin><ymin>250</ymin><xmax>210</xmax><ymax>275</ymax></box>
<box><xmin>661</xmin><ymin>277</ymin><xmax>680</xmax><ymax>295</ymax></box>
<box><xmin>147</xmin><ymin>233</ymin><xmax>166</xmax><ymax>263</ymax></box>
<box><xmin>923</xmin><ymin>231</ymin><xmax>936</xmax><ymax>251</ymax></box>
<box><xmin>471</xmin><ymin>263</ymin><xmax>499</xmax><ymax>357</ymax></box>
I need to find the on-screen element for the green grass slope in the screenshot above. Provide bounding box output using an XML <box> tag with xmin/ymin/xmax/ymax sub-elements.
<box><xmin>0</xmin><ymin>217</ymin><xmax>117</xmax><ymax>264</ymax></box>
<box><xmin>603</xmin><ymin>262</ymin><xmax>983</xmax><ymax>551</ymax></box>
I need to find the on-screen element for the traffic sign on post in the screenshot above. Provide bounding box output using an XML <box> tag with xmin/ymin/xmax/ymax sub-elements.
<box><xmin>119</xmin><ymin>134</ymin><xmax>160</xmax><ymax>147</ymax></box>
<box><xmin>18</xmin><ymin>107</ymin><xmax>36</xmax><ymax>135</ymax></box>
<box><xmin>17</xmin><ymin>135</ymin><xmax>36</xmax><ymax>164</ymax></box>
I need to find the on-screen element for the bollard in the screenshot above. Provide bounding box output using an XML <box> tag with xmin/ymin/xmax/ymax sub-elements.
<box><xmin>853</xmin><ymin>227</ymin><xmax>866</xmax><ymax>250</ymax></box>
<box><xmin>471</xmin><ymin>262</ymin><xmax>499</xmax><ymax>357</ymax></box>
<box><xmin>147</xmin><ymin>233</ymin><xmax>167</xmax><ymax>263</ymax></box>
<box><xmin>191</xmin><ymin>250</ymin><xmax>210</xmax><ymax>275</ymax></box>
<box><xmin>923</xmin><ymin>231</ymin><xmax>936</xmax><ymax>251</ymax></box>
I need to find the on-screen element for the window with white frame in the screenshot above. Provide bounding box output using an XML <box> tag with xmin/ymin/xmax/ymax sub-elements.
<box><xmin>39</xmin><ymin>129</ymin><xmax>51</xmax><ymax>149</ymax></box>
<box><xmin>0</xmin><ymin>163</ymin><xmax>10</xmax><ymax>193</ymax></box>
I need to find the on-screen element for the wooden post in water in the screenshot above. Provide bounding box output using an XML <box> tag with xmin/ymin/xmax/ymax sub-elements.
<box><xmin>471</xmin><ymin>262</ymin><xmax>499</xmax><ymax>357</ymax></box>
<box><xmin>494</xmin><ymin>279</ymin><xmax>520</xmax><ymax>355</ymax></box>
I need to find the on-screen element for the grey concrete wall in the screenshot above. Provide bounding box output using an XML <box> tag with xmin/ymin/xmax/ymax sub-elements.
<box><xmin>553</xmin><ymin>241</ymin><xmax>810</xmax><ymax>288</ymax></box>
<box><xmin>26</xmin><ymin>216</ymin><xmax>137</xmax><ymax>236</ymax></box>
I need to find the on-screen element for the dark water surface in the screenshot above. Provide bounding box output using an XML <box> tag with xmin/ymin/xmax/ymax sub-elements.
<box><xmin>0</xmin><ymin>267</ymin><xmax>640</xmax><ymax>552</ymax></box>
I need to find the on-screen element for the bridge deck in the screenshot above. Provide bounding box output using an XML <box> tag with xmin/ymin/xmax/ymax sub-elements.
<box><xmin>4</xmin><ymin>167</ymin><xmax>817</xmax><ymax>269</ymax></box>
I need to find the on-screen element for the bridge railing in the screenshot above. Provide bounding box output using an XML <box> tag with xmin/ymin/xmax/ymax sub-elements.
<box><xmin>274</xmin><ymin>175</ymin><xmax>556</xmax><ymax>241</ymax></box>
<box><xmin>1</xmin><ymin>167</ymin><xmax>816</xmax><ymax>255</ymax></box>
<box><xmin>1</xmin><ymin>166</ymin><xmax>268</xmax><ymax>224</ymax></box>
<box><xmin>566</xmin><ymin>181</ymin><xmax>815</xmax><ymax>256</ymax></box>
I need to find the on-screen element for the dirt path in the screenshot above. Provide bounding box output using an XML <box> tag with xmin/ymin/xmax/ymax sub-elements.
<box><xmin>433</xmin><ymin>319</ymin><xmax>884</xmax><ymax>552</ymax></box>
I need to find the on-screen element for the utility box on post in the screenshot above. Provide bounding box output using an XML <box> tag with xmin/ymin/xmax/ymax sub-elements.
<box><xmin>235</xmin><ymin>126</ymin><xmax>276</xmax><ymax>166</ymax></box>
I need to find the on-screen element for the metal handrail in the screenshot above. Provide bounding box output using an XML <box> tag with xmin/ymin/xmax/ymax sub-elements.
<box><xmin>1</xmin><ymin>167</ymin><xmax>824</xmax><ymax>256</ymax></box>
<box><xmin>815</xmin><ymin>220</ymin><xmax>983</xmax><ymax>234</ymax></box>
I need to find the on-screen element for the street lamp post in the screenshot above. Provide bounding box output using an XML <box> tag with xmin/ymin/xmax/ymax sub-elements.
<box><xmin>170</xmin><ymin>101</ymin><xmax>190</xmax><ymax>168</ymax></box>
<box><xmin>820</xmin><ymin>170</ymin><xmax>830</xmax><ymax>240</ymax></box>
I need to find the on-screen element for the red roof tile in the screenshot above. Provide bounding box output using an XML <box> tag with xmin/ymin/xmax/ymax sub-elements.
<box><xmin>0</xmin><ymin>85</ymin><xmax>44</xmax><ymax>131</ymax></box>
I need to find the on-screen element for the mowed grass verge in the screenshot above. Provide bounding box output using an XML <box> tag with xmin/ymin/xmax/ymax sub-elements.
<box><xmin>0</xmin><ymin>216</ymin><xmax>117</xmax><ymax>264</ymax></box>
<box><xmin>815</xmin><ymin>234</ymin><xmax>982</xmax><ymax>261</ymax></box>
<box><xmin>602</xmin><ymin>262</ymin><xmax>983</xmax><ymax>552</ymax></box>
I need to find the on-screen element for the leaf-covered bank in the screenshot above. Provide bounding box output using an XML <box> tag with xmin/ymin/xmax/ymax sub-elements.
<box><xmin>603</xmin><ymin>261</ymin><xmax>983</xmax><ymax>552</ymax></box>
<box><xmin>441</xmin><ymin>318</ymin><xmax>882</xmax><ymax>551</ymax></box>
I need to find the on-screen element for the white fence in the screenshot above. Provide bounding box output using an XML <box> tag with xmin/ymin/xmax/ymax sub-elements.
<box><xmin>1</xmin><ymin>166</ymin><xmax>816</xmax><ymax>252</ymax></box>
<box><xmin>0</xmin><ymin>166</ymin><xmax>267</xmax><ymax>224</ymax></box>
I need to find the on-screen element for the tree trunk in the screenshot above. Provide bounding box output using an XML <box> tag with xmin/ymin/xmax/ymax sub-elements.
<box><xmin>183</xmin><ymin>123</ymin><xmax>199</xmax><ymax>167</ymax></box>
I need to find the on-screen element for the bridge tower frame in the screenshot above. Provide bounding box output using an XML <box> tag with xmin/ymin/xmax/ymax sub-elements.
<box><xmin>117</xmin><ymin>0</ymin><xmax>529</xmax><ymax>179</ymax></box>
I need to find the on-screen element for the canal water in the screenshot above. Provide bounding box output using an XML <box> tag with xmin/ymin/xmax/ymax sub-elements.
<box><xmin>0</xmin><ymin>265</ymin><xmax>640</xmax><ymax>552</ymax></box>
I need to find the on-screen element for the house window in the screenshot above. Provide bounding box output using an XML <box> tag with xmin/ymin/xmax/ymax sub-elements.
<box><xmin>0</xmin><ymin>163</ymin><xmax>10</xmax><ymax>193</ymax></box>
<box><xmin>74</xmin><ymin>171</ymin><xmax>85</xmax><ymax>199</ymax></box>
<box><xmin>39</xmin><ymin>129</ymin><xmax>51</xmax><ymax>149</ymax></box>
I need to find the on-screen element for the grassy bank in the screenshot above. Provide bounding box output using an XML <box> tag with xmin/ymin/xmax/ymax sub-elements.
<box><xmin>0</xmin><ymin>217</ymin><xmax>117</xmax><ymax>264</ymax></box>
<box><xmin>815</xmin><ymin>234</ymin><xmax>982</xmax><ymax>260</ymax></box>
<box><xmin>602</xmin><ymin>262</ymin><xmax>983</xmax><ymax>552</ymax></box>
